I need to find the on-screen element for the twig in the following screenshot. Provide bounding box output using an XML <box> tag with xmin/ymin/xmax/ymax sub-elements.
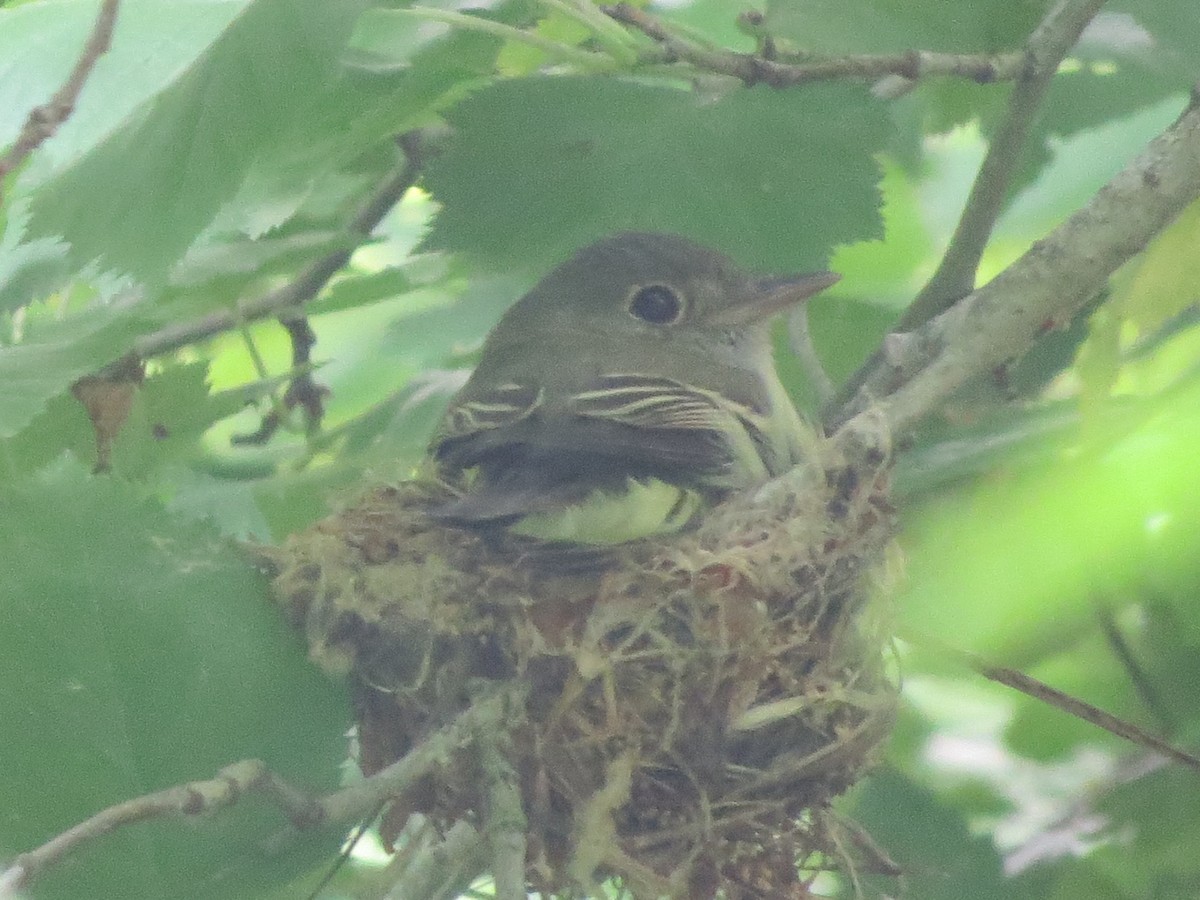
<box><xmin>602</xmin><ymin>2</ymin><xmax>1025</xmax><ymax>87</ymax></box>
<box><xmin>321</xmin><ymin>684</ymin><xmax>519</xmax><ymax>823</ymax></box>
<box><xmin>827</xmin><ymin>0</ymin><xmax>1109</xmax><ymax>417</ymax></box>
<box><xmin>829</xmin><ymin>86</ymin><xmax>1200</xmax><ymax>433</ymax></box>
<box><xmin>383</xmin><ymin>820</ymin><xmax>489</xmax><ymax>900</ymax></box>
<box><xmin>303</xmin><ymin>800</ymin><xmax>385</xmax><ymax>900</ymax></box>
<box><xmin>905</xmin><ymin>630</ymin><xmax>1200</xmax><ymax>772</ymax></box>
<box><xmin>478</xmin><ymin>724</ymin><xmax>529</xmax><ymax>900</ymax></box>
<box><xmin>1098</xmin><ymin>604</ymin><xmax>1175</xmax><ymax>733</ymax></box>
<box><xmin>231</xmin><ymin>314</ymin><xmax>327</xmax><ymax>445</ymax></box>
<box><xmin>0</xmin><ymin>0</ymin><xmax>120</xmax><ymax>207</ymax></box>
<box><xmin>130</xmin><ymin>132</ymin><xmax>430</xmax><ymax>362</ymax></box>
<box><xmin>1</xmin><ymin>760</ymin><xmax>320</xmax><ymax>894</ymax></box>
<box><xmin>900</xmin><ymin>0</ymin><xmax>1110</xmax><ymax>330</ymax></box>
<box><xmin>2</xmin><ymin>685</ymin><xmax>518</xmax><ymax>897</ymax></box>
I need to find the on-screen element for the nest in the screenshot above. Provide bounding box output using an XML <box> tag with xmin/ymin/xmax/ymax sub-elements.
<box><xmin>266</xmin><ymin>421</ymin><xmax>899</xmax><ymax>898</ymax></box>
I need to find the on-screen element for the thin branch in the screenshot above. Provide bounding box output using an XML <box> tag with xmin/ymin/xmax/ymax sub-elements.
<box><xmin>231</xmin><ymin>314</ymin><xmax>327</xmax><ymax>445</ymax></box>
<box><xmin>905</xmin><ymin>630</ymin><xmax>1200</xmax><ymax>772</ymax></box>
<box><xmin>900</xmin><ymin>0</ymin><xmax>1110</xmax><ymax>330</ymax></box>
<box><xmin>2</xmin><ymin>685</ymin><xmax>519</xmax><ymax>897</ymax></box>
<box><xmin>0</xmin><ymin>0</ymin><xmax>120</xmax><ymax>206</ymax></box>
<box><xmin>130</xmin><ymin>132</ymin><xmax>430</xmax><ymax>362</ymax></box>
<box><xmin>826</xmin><ymin>0</ymin><xmax>1109</xmax><ymax>417</ymax></box>
<box><xmin>1</xmin><ymin>760</ymin><xmax>320</xmax><ymax>894</ymax></box>
<box><xmin>320</xmin><ymin>684</ymin><xmax>519</xmax><ymax>823</ymax></box>
<box><xmin>1098</xmin><ymin>604</ymin><xmax>1175</xmax><ymax>733</ymax></box>
<box><xmin>602</xmin><ymin>2</ymin><xmax>1026</xmax><ymax>87</ymax></box>
<box><xmin>478</xmin><ymin>725</ymin><xmax>529</xmax><ymax>900</ymax></box>
<box><xmin>829</xmin><ymin>86</ymin><xmax>1200</xmax><ymax>433</ymax></box>
<box><xmin>383</xmin><ymin>820</ymin><xmax>489</xmax><ymax>900</ymax></box>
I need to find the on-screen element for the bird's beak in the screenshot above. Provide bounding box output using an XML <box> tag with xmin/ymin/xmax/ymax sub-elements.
<box><xmin>711</xmin><ymin>271</ymin><xmax>841</xmax><ymax>326</ymax></box>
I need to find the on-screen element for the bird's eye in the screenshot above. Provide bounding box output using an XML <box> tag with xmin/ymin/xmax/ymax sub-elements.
<box><xmin>627</xmin><ymin>284</ymin><xmax>684</xmax><ymax>325</ymax></box>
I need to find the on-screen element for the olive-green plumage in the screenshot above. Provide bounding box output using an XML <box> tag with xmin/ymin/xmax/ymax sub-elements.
<box><xmin>429</xmin><ymin>232</ymin><xmax>838</xmax><ymax>543</ymax></box>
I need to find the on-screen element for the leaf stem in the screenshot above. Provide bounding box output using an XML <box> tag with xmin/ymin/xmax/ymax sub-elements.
<box><xmin>401</xmin><ymin>6</ymin><xmax>618</xmax><ymax>71</ymax></box>
<box><xmin>537</xmin><ymin>0</ymin><xmax>642</xmax><ymax>66</ymax></box>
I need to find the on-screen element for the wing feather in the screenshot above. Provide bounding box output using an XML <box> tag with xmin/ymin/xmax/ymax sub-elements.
<box><xmin>436</xmin><ymin>383</ymin><xmax>543</xmax><ymax>445</ymax></box>
<box><xmin>430</xmin><ymin>374</ymin><xmax>778</xmax><ymax>526</ymax></box>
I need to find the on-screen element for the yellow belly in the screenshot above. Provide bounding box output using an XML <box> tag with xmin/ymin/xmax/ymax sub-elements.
<box><xmin>510</xmin><ymin>478</ymin><xmax>703</xmax><ymax>544</ymax></box>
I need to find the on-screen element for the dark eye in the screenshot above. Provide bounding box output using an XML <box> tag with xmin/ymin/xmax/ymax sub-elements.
<box><xmin>627</xmin><ymin>284</ymin><xmax>684</xmax><ymax>324</ymax></box>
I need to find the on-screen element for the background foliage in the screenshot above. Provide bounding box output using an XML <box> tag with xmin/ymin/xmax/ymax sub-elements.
<box><xmin>1</xmin><ymin>0</ymin><xmax>1198</xmax><ymax>897</ymax></box>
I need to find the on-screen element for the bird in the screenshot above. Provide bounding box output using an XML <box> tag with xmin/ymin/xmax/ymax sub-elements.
<box><xmin>427</xmin><ymin>232</ymin><xmax>839</xmax><ymax>546</ymax></box>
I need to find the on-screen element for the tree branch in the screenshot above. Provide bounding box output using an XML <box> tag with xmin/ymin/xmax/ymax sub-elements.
<box><xmin>320</xmin><ymin>684</ymin><xmax>519</xmax><ymax>824</ymax></box>
<box><xmin>1</xmin><ymin>760</ymin><xmax>319</xmax><ymax>895</ymax></box>
<box><xmin>830</xmin><ymin>87</ymin><xmax>1200</xmax><ymax>434</ymax></box>
<box><xmin>1</xmin><ymin>685</ymin><xmax>518</xmax><ymax>897</ymax></box>
<box><xmin>478</xmin><ymin>724</ymin><xmax>529</xmax><ymax>900</ymax></box>
<box><xmin>602</xmin><ymin>2</ymin><xmax>1026</xmax><ymax>88</ymax></box>
<box><xmin>900</xmin><ymin>0</ymin><xmax>1110</xmax><ymax>330</ymax></box>
<box><xmin>129</xmin><ymin>131</ymin><xmax>430</xmax><ymax>362</ymax></box>
<box><xmin>0</xmin><ymin>0</ymin><xmax>120</xmax><ymax>207</ymax></box>
<box><xmin>905</xmin><ymin>630</ymin><xmax>1200</xmax><ymax>773</ymax></box>
<box><xmin>382</xmin><ymin>820</ymin><xmax>489</xmax><ymax>900</ymax></box>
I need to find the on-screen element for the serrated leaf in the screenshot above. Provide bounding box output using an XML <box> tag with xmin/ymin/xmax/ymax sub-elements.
<box><xmin>0</xmin><ymin>463</ymin><xmax>349</xmax><ymax>899</ymax></box>
<box><xmin>830</xmin><ymin>157</ymin><xmax>931</xmax><ymax>307</ymax></box>
<box><xmin>23</xmin><ymin>0</ymin><xmax>369</xmax><ymax>282</ymax></box>
<box><xmin>0</xmin><ymin>204</ymin><xmax>71</xmax><ymax>314</ymax></box>
<box><xmin>0</xmin><ymin>307</ymin><xmax>141</xmax><ymax>438</ymax></box>
<box><xmin>0</xmin><ymin>0</ymin><xmax>249</xmax><ymax>177</ymax></box>
<box><xmin>424</xmin><ymin>77</ymin><xmax>888</xmax><ymax>273</ymax></box>
<box><xmin>171</xmin><ymin>230</ymin><xmax>354</xmax><ymax>287</ymax></box>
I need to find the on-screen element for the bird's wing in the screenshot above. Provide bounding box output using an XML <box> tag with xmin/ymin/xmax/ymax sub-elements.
<box><xmin>434</xmin><ymin>382</ymin><xmax>544</xmax><ymax>449</ymax></box>
<box><xmin>429</xmin><ymin>375</ymin><xmax>771</xmax><ymax>528</ymax></box>
<box><xmin>570</xmin><ymin>374</ymin><xmax>773</xmax><ymax>483</ymax></box>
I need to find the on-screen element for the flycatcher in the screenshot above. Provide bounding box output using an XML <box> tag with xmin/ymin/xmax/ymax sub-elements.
<box><xmin>429</xmin><ymin>232</ymin><xmax>838</xmax><ymax>544</ymax></box>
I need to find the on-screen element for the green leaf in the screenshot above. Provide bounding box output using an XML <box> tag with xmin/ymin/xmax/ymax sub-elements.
<box><xmin>0</xmin><ymin>463</ymin><xmax>349</xmax><ymax>899</ymax></box>
<box><xmin>0</xmin><ymin>306</ymin><xmax>140</xmax><ymax>438</ymax></box>
<box><xmin>0</xmin><ymin>204</ymin><xmax>71</xmax><ymax>314</ymax></box>
<box><xmin>829</xmin><ymin>157</ymin><xmax>932</xmax><ymax>308</ymax></box>
<box><xmin>0</xmin><ymin>0</ymin><xmax>249</xmax><ymax>177</ymax></box>
<box><xmin>1108</xmin><ymin>0</ymin><xmax>1200</xmax><ymax>88</ymax></box>
<box><xmin>1100</xmin><ymin>765</ymin><xmax>1200</xmax><ymax>896</ymax></box>
<box><xmin>103</xmin><ymin>361</ymin><xmax>243</xmax><ymax>478</ymax></box>
<box><xmin>848</xmin><ymin>769</ymin><xmax>1011</xmax><ymax>899</ymax></box>
<box><xmin>23</xmin><ymin>0</ymin><xmax>369</xmax><ymax>282</ymax></box>
<box><xmin>656</xmin><ymin>0</ymin><xmax>761</xmax><ymax>50</ymax></box>
<box><xmin>423</xmin><ymin>77</ymin><xmax>888</xmax><ymax>273</ymax></box>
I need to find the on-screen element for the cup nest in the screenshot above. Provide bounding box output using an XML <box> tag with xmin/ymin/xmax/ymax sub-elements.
<box><xmin>264</xmin><ymin>422</ymin><xmax>899</xmax><ymax>898</ymax></box>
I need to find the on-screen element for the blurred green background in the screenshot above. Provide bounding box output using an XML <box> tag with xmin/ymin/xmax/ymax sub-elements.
<box><xmin>2</xmin><ymin>0</ymin><xmax>1199</xmax><ymax>897</ymax></box>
